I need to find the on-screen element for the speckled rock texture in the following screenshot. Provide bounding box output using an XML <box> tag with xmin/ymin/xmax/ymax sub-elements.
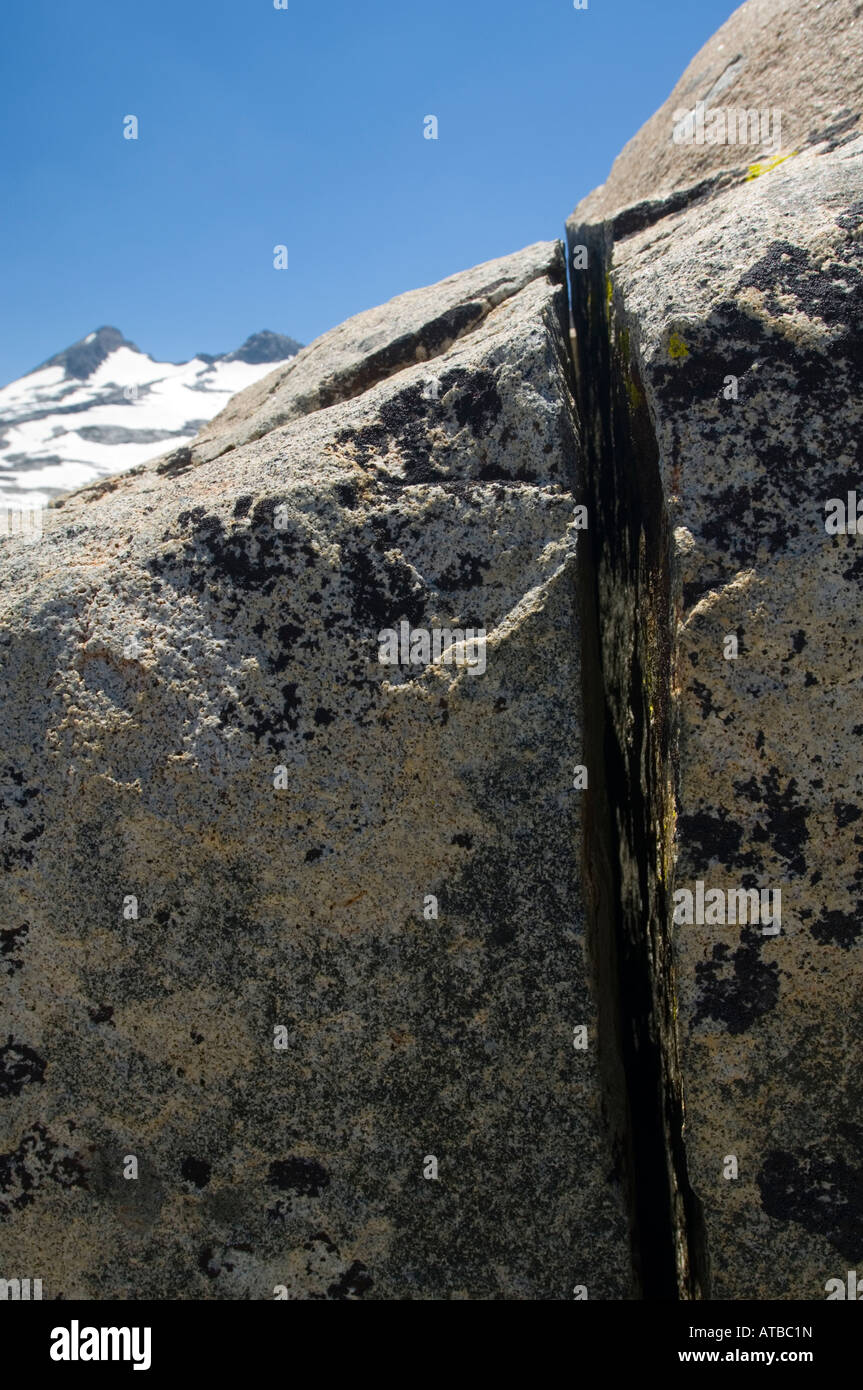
<box><xmin>0</xmin><ymin>242</ymin><xmax>633</xmax><ymax>1299</ymax></box>
<box><xmin>569</xmin><ymin>115</ymin><xmax>863</xmax><ymax>1295</ymax></box>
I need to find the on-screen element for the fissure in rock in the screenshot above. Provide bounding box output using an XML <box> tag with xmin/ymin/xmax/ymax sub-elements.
<box><xmin>566</xmin><ymin>221</ymin><xmax>709</xmax><ymax>1299</ymax></box>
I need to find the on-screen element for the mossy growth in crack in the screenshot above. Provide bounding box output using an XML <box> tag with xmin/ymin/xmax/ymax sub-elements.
<box><xmin>566</xmin><ymin>220</ymin><xmax>708</xmax><ymax>1299</ymax></box>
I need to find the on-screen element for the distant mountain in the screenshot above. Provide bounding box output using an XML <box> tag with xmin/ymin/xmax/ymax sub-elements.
<box><xmin>0</xmin><ymin>326</ymin><xmax>302</xmax><ymax>506</ymax></box>
<box><xmin>208</xmin><ymin>330</ymin><xmax>302</xmax><ymax>366</ymax></box>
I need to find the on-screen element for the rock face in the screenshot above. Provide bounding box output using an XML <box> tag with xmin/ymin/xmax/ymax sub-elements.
<box><xmin>575</xmin><ymin>0</ymin><xmax>863</xmax><ymax>233</ymax></box>
<box><xmin>568</xmin><ymin>6</ymin><xmax>863</xmax><ymax>1299</ymax></box>
<box><xmin>0</xmin><ymin>243</ymin><xmax>634</xmax><ymax>1298</ymax></box>
<box><xmin>161</xmin><ymin>244</ymin><xmax>564</xmax><ymax>469</ymax></box>
<box><xmin>2</xmin><ymin>0</ymin><xmax>860</xmax><ymax>1305</ymax></box>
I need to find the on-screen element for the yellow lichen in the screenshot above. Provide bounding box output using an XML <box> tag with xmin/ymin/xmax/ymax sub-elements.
<box><xmin>746</xmin><ymin>149</ymin><xmax>798</xmax><ymax>181</ymax></box>
<box><xmin>668</xmin><ymin>332</ymin><xmax>689</xmax><ymax>360</ymax></box>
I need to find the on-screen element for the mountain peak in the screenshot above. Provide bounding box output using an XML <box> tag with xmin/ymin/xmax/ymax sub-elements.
<box><xmin>3</xmin><ymin>325</ymin><xmax>302</xmax><ymax>508</ymax></box>
<box><xmin>217</xmin><ymin>330</ymin><xmax>303</xmax><ymax>366</ymax></box>
<box><xmin>41</xmin><ymin>326</ymin><xmax>142</xmax><ymax>381</ymax></box>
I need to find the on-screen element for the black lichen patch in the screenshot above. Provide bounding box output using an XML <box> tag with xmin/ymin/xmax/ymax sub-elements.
<box><xmin>180</xmin><ymin>1156</ymin><xmax>212</xmax><ymax>1188</ymax></box>
<box><xmin>88</xmin><ymin>1004</ymin><xmax>114</xmax><ymax>1025</ymax></box>
<box><xmin>335</xmin><ymin>482</ymin><xmax>358</xmax><ymax>509</ymax></box>
<box><xmin>442</xmin><ymin>367</ymin><xmax>503</xmax><ymax>437</ymax></box>
<box><xmin>0</xmin><ymin>923</ymin><xmax>29</xmax><ymax>977</ymax></box>
<box><xmin>436</xmin><ymin>551</ymin><xmax>489</xmax><ymax>591</ymax></box>
<box><xmin>653</xmin><ymin>332</ymin><xmax>757</xmax><ymax>411</ymax></box>
<box><xmin>0</xmin><ymin>765</ymin><xmax>44</xmax><ymax>871</ymax></box>
<box><xmin>156</xmin><ymin>446</ymin><xmax>195</xmax><ymax>477</ymax></box>
<box><xmin>438</xmin><ymin>840</ymin><xmax>574</xmax><ymax>979</ymax></box>
<box><xmin>179</xmin><ymin>510</ymin><xmax>294</xmax><ymax>592</ymax></box>
<box><xmin>151</xmin><ymin>905</ymin><xmax>180</xmax><ymax>931</ymax></box>
<box><xmin>692</xmin><ymin>936</ymin><xmax>780</xmax><ymax>1034</ymax></box>
<box><xmin>732</xmin><ymin>771</ymin><xmax>809</xmax><ymax>876</ymax></box>
<box><xmin>326</xmin><ymin>1260</ymin><xmax>373</xmax><ymax>1299</ymax></box>
<box><xmin>331</xmin><ymin>365</ymin><xmax>512</xmax><ymax>485</ymax></box>
<box><xmin>840</xmin><ymin>548</ymin><xmax>863</xmax><ymax>583</ymax></box>
<box><xmin>737</xmin><ymin>239</ymin><xmax>863</xmax><ymax>334</ymax></box>
<box><xmin>836</xmin><ymin>197</ymin><xmax>863</xmax><ymax>235</ymax></box>
<box><xmin>151</xmin><ymin>503</ymin><xmax>314</xmax><ymax>615</ymax></box>
<box><xmin>650</xmin><ymin>244</ymin><xmax>863</xmax><ymax>573</ymax></box>
<box><xmin>698</xmin><ymin>470</ymin><xmax>799</xmax><ymax>564</ymax></box>
<box><xmin>758</xmin><ymin>1147</ymin><xmax>863</xmax><ymax>1261</ymax></box>
<box><xmin>271</xmin><ymin>622</ymin><xmax>305</xmax><ymax>672</ymax></box>
<box><xmin>305</xmin><ymin>1230</ymin><xmax>338</xmax><ymax>1254</ymax></box>
<box><xmin>809</xmin><ymin>902</ymin><xmax>863</xmax><ymax>951</ymax></box>
<box><xmin>281</xmin><ymin>682</ymin><xmax>302</xmax><ymax>732</ymax></box>
<box><xmin>761</xmin><ymin>777</ymin><xmax>809</xmax><ymax>874</ymax></box>
<box><xmin>677</xmin><ymin>809</ymin><xmax>747</xmax><ymax>868</ymax></box>
<box><xmin>333</xmin><ymin>384</ymin><xmax>436</xmax><ymax>477</ymax></box>
<box><xmin>689</xmin><ymin>679</ymin><xmax>719</xmax><ymax>719</ymax></box>
<box><xmin>0</xmin><ymin>1123</ymin><xmax>86</xmax><ymax>1217</ymax></box>
<box><xmin>268</xmin><ymin>1156</ymin><xmax>330</xmax><ymax>1197</ymax></box>
<box><xmin>195</xmin><ymin>1242</ymin><xmax>252</xmax><ymax>1279</ymax></box>
<box><xmin>438</xmin><ymin>844</ymin><xmax>514</xmax><ymax>941</ymax></box>
<box><xmin>0</xmin><ymin>1039</ymin><xmax>47</xmax><ymax>1097</ymax></box>
<box><xmin>339</xmin><ymin>540</ymin><xmax>427</xmax><ymax>628</ymax></box>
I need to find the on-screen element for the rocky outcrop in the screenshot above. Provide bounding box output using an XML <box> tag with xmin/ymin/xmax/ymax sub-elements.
<box><xmin>2</xmin><ymin>0</ymin><xmax>860</xmax><ymax>1304</ymax></box>
<box><xmin>568</xmin><ymin>0</ymin><xmax>863</xmax><ymax>1299</ymax></box>
<box><xmin>0</xmin><ymin>243</ymin><xmax>634</xmax><ymax>1298</ymax></box>
<box><xmin>576</xmin><ymin>0</ymin><xmax>863</xmax><ymax>235</ymax></box>
<box><xmin>157</xmin><ymin>244</ymin><xmax>561</xmax><ymax>470</ymax></box>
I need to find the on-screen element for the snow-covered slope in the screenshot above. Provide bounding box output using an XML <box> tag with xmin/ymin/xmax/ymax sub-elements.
<box><xmin>0</xmin><ymin>326</ymin><xmax>301</xmax><ymax>506</ymax></box>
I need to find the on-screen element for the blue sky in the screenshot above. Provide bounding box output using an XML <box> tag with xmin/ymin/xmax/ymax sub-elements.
<box><xmin>0</xmin><ymin>0</ymin><xmax>738</xmax><ymax>386</ymax></box>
